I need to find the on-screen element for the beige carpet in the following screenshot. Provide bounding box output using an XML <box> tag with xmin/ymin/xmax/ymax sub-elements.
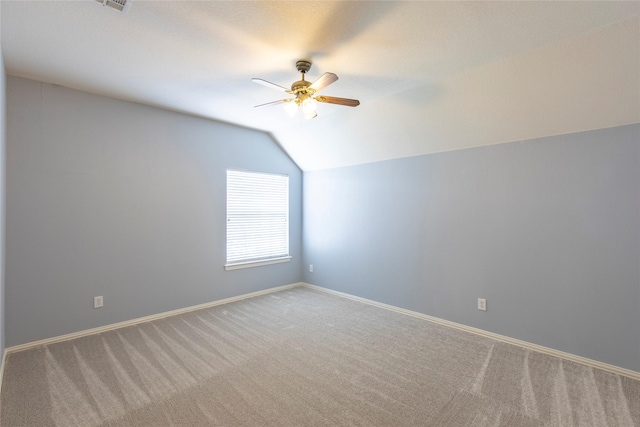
<box><xmin>1</xmin><ymin>286</ymin><xmax>638</xmax><ymax>426</ymax></box>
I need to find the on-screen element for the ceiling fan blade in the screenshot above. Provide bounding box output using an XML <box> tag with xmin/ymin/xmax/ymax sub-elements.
<box><xmin>315</xmin><ymin>96</ymin><xmax>360</xmax><ymax>107</ymax></box>
<box><xmin>254</xmin><ymin>99</ymin><xmax>291</xmax><ymax>108</ymax></box>
<box><xmin>309</xmin><ymin>72</ymin><xmax>338</xmax><ymax>92</ymax></box>
<box><xmin>252</xmin><ymin>78</ymin><xmax>291</xmax><ymax>93</ymax></box>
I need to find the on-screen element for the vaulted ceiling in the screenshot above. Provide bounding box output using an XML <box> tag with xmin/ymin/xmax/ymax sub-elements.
<box><xmin>1</xmin><ymin>1</ymin><xmax>638</xmax><ymax>171</ymax></box>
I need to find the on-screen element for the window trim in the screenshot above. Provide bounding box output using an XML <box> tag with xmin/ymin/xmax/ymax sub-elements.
<box><xmin>224</xmin><ymin>256</ymin><xmax>292</xmax><ymax>271</ymax></box>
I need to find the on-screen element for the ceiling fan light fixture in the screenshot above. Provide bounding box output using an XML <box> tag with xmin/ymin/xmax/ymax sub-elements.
<box><xmin>303</xmin><ymin>109</ymin><xmax>317</xmax><ymax>120</ymax></box>
<box><xmin>301</xmin><ymin>98</ymin><xmax>317</xmax><ymax>119</ymax></box>
<box><xmin>283</xmin><ymin>100</ymin><xmax>298</xmax><ymax>117</ymax></box>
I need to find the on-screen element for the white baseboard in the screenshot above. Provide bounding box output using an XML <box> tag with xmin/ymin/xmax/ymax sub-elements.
<box><xmin>5</xmin><ymin>281</ymin><xmax>639</xmax><ymax>382</ymax></box>
<box><xmin>0</xmin><ymin>348</ymin><xmax>6</xmax><ymax>396</ymax></box>
<box><xmin>300</xmin><ymin>283</ymin><xmax>640</xmax><ymax>381</ymax></box>
<box><xmin>5</xmin><ymin>282</ymin><xmax>303</xmax><ymax>354</ymax></box>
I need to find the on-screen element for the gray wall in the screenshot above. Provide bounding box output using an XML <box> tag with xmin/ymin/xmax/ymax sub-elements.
<box><xmin>303</xmin><ymin>124</ymin><xmax>640</xmax><ymax>372</ymax></box>
<box><xmin>0</xmin><ymin>48</ymin><xmax>6</xmax><ymax>356</ymax></box>
<box><xmin>6</xmin><ymin>76</ymin><xmax>302</xmax><ymax>347</ymax></box>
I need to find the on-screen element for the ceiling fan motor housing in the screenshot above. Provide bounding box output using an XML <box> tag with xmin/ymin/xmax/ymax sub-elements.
<box><xmin>291</xmin><ymin>79</ymin><xmax>312</xmax><ymax>93</ymax></box>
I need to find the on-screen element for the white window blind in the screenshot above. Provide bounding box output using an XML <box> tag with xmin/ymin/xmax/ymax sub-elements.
<box><xmin>226</xmin><ymin>170</ymin><xmax>290</xmax><ymax>269</ymax></box>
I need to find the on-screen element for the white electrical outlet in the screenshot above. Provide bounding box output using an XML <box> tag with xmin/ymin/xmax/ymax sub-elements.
<box><xmin>309</xmin><ymin>264</ymin><xmax>314</xmax><ymax>273</ymax></box>
<box><xmin>478</xmin><ymin>298</ymin><xmax>487</xmax><ymax>311</ymax></box>
<box><xmin>94</xmin><ymin>296</ymin><xmax>104</xmax><ymax>308</ymax></box>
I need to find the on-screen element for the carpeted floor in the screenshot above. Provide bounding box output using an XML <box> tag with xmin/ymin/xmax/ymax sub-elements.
<box><xmin>1</xmin><ymin>286</ymin><xmax>638</xmax><ymax>426</ymax></box>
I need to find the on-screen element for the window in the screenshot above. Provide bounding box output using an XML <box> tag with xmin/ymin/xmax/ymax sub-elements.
<box><xmin>225</xmin><ymin>169</ymin><xmax>290</xmax><ymax>270</ymax></box>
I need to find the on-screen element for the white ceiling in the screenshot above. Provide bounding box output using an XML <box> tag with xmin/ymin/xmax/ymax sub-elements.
<box><xmin>1</xmin><ymin>1</ymin><xmax>639</xmax><ymax>171</ymax></box>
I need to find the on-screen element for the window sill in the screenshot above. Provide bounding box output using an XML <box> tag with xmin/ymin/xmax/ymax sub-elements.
<box><xmin>224</xmin><ymin>256</ymin><xmax>292</xmax><ymax>271</ymax></box>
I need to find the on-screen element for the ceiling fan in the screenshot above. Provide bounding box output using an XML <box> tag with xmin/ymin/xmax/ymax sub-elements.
<box><xmin>252</xmin><ymin>60</ymin><xmax>360</xmax><ymax>119</ymax></box>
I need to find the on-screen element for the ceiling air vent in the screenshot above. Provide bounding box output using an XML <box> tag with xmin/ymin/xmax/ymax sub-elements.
<box><xmin>95</xmin><ymin>0</ymin><xmax>131</xmax><ymax>13</ymax></box>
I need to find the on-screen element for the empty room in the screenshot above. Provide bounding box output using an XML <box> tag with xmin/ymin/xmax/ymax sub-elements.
<box><xmin>0</xmin><ymin>1</ymin><xmax>638</xmax><ymax>426</ymax></box>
